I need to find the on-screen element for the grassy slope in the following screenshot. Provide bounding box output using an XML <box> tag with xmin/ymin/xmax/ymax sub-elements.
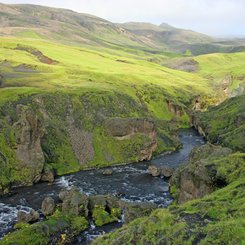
<box><xmin>195</xmin><ymin>53</ymin><xmax>245</xmax><ymax>92</ymax></box>
<box><xmin>199</xmin><ymin>95</ymin><xmax>245</xmax><ymax>151</ymax></box>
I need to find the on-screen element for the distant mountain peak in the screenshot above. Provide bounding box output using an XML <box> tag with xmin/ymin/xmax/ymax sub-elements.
<box><xmin>159</xmin><ymin>22</ymin><xmax>175</xmax><ymax>30</ymax></box>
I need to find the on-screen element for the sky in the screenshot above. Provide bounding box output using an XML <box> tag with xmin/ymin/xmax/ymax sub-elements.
<box><xmin>1</xmin><ymin>0</ymin><xmax>245</xmax><ymax>37</ymax></box>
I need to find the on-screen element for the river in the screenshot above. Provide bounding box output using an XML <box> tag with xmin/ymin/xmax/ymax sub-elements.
<box><xmin>0</xmin><ymin>128</ymin><xmax>205</xmax><ymax>242</ymax></box>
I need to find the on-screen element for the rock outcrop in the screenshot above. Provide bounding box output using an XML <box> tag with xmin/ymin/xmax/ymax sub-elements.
<box><xmin>120</xmin><ymin>202</ymin><xmax>157</xmax><ymax>223</ymax></box>
<box><xmin>148</xmin><ymin>164</ymin><xmax>174</xmax><ymax>178</ymax></box>
<box><xmin>105</xmin><ymin>118</ymin><xmax>156</xmax><ymax>139</ymax></box>
<box><xmin>166</xmin><ymin>100</ymin><xmax>183</xmax><ymax>117</ymax></box>
<box><xmin>13</xmin><ymin>105</ymin><xmax>45</xmax><ymax>185</ymax></box>
<box><xmin>170</xmin><ymin>144</ymin><xmax>232</xmax><ymax>204</ymax></box>
<box><xmin>105</xmin><ymin>118</ymin><xmax>157</xmax><ymax>161</ymax></box>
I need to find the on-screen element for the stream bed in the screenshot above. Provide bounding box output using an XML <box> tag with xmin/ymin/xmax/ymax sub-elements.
<box><xmin>0</xmin><ymin>128</ymin><xmax>205</xmax><ymax>242</ymax></box>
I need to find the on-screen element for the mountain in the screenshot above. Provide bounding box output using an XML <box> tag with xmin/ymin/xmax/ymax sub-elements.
<box><xmin>119</xmin><ymin>22</ymin><xmax>213</xmax><ymax>52</ymax></box>
<box><xmin>1</xmin><ymin>3</ymin><xmax>244</xmax><ymax>55</ymax></box>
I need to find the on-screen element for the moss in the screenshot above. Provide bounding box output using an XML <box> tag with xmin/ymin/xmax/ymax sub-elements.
<box><xmin>93</xmin><ymin>209</ymin><xmax>187</xmax><ymax>245</ymax></box>
<box><xmin>13</xmin><ymin>223</ymin><xmax>30</xmax><ymax>230</ymax></box>
<box><xmin>0</xmin><ymin>210</ymin><xmax>89</xmax><ymax>245</ymax></box>
<box><xmin>92</xmin><ymin>206</ymin><xmax>118</xmax><ymax>227</ymax></box>
<box><xmin>71</xmin><ymin>216</ymin><xmax>89</xmax><ymax>232</ymax></box>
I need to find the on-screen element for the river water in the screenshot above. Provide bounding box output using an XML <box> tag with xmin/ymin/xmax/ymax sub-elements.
<box><xmin>0</xmin><ymin>128</ymin><xmax>205</xmax><ymax>241</ymax></box>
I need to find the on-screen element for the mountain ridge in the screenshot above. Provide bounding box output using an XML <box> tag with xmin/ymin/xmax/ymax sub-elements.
<box><xmin>1</xmin><ymin>3</ymin><xmax>244</xmax><ymax>55</ymax></box>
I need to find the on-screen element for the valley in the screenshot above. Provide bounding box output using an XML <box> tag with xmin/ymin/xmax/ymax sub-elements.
<box><xmin>0</xmin><ymin>2</ymin><xmax>244</xmax><ymax>245</ymax></box>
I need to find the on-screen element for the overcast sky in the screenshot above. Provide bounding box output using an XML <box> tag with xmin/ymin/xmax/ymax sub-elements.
<box><xmin>1</xmin><ymin>0</ymin><xmax>245</xmax><ymax>37</ymax></box>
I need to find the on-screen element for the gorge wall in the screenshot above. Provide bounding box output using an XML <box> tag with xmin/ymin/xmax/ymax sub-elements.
<box><xmin>0</xmin><ymin>91</ymin><xmax>186</xmax><ymax>194</ymax></box>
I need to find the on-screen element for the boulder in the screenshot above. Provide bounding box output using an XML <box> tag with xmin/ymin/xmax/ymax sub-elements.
<box><xmin>160</xmin><ymin>166</ymin><xmax>174</xmax><ymax>178</ymax></box>
<box><xmin>102</xmin><ymin>169</ymin><xmax>113</xmax><ymax>175</ymax></box>
<box><xmin>148</xmin><ymin>165</ymin><xmax>174</xmax><ymax>178</ymax></box>
<box><xmin>61</xmin><ymin>188</ymin><xmax>89</xmax><ymax>217</ymax></box>
<box><xmin>148</xmin><ymin>165</ymin><xmax>161</xmax><ymax>177</ymax></box>
<box><xmin>41</xmin><ymin>197</ymin><xmax>55</xmax><ymax>216</ymax></box>
<box><xmin>41</xmin><ymin>167</ymin><xmax>55</xmax><ymax>183</ymax></box>
<box><xmin>17</xmin><ymin>209</ymin><xmax>40</xmax><ymax>223</ymax></box>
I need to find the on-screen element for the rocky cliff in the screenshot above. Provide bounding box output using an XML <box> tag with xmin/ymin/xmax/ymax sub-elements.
<box><xmin>170</xmin><ymin>144</ymin><xmax>232</xmax><ymax>203</ymax></box>
<box><xmin>0</xmin><ymin>91</ymin><xmax>181</xmax><ymax>193</ymax></box>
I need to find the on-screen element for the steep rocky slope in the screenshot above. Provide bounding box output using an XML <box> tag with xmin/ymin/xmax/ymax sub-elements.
<box><xmin>0</xmin><ymin>91</ymin><xmax>182</xmax><ymax>194</ymax></box>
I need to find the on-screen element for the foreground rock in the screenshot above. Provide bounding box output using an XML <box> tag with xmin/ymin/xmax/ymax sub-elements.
<box><xmin>148</xmin><ymin>164</ymin><xmax>174</xmax><ymax>178</ymax></box>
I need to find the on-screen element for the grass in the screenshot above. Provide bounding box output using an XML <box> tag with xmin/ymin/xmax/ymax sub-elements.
<box><xmin>0</xmin><ymin>37</ymin><xmax>211</xmax><ymax>100</ymax></box>
<box><xmin>198</xmin><ymin>95</ymin><xmax>245</xmax><ymax>151</ymax></box>
<box><xmin>0</xmin><ymin>210</ymin><xmax>89</xmax><ymax>245</ymax></box>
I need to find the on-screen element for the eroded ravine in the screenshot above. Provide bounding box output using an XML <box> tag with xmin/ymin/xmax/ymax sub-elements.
<box><xmin>0</xmin><ymin>128</ymin><xmax>205</xmax><ymax>241</ymax></box>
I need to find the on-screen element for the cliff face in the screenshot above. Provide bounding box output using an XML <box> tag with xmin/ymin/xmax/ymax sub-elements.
<box><xmin>171</xmin><ymin>144</ymin><xmax>232</xmax><ymax>204</ymax></box>
<box><xmin>13</xmin><ymin>105</ymin><xmax>45</xmax><ymax>186</ymax></box>
<box><xmin>0</xmin><ymin>92</ymin><xmax>180</xmax><ymax>193</ymax></box>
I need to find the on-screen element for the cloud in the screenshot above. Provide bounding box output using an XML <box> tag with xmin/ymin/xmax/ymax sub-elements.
<box><xmin>1</xmin><ymin>0</ymin><xmax>245</xmax><ymax>37</ymax></box>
